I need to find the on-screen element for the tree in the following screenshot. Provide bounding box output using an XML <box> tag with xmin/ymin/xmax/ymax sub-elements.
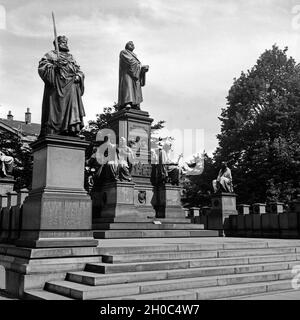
<box><xmin>182</xmin><ymin>153</ymin><xmax>217</xmax><ymax>207</ymax></box>
<box><xmin>215</xmin><ymin>45</ymin><xmax>300</xmax><ymax>204</ymax></box>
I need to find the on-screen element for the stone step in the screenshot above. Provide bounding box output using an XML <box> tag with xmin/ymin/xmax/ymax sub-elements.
<box><xmin>97</xmin><ymin>242</ymin><xmax>300</xmax><ymax>256</ymax></box>
<box><xmin>93</xmin><ymin>223</ymin><xmax>204</xmax><ymax>230</ymax></box>
<box><xmin>93</xmin><ymin>217</ymin><xmax>192</xmax><ymax>224</ymax></box>
<box><xmin>86</xmin><ymin>253</ymin><xmax>299</xmax><ymax>274</ymax></box>
<box><xmin>101</xmin><ymin>247</ymin><xmax>298</xmax><ymax>263</ymax></box>
<box><xmin>45</xmin><ymin>269</ymin><xmax>293</xmax><ymax>300</ymax></box>
<box><xmin>93</xmin><ymin>229</ymin><xmax>218</xmax><ymax>239</ymax></box>
<box><xmin>67</xmin><ymin>261</ymin><xmax>298</xmax><ymax>286</ymax></box>
<box><xmin>94</xmin><ymin>240</ymin><xmax>298</xmax><ymax>255</ymax></box>
<box><xmin>102</xmin><ymin>279</ymin><xmax>293</xmax><ymax>300</ymax></box>
<box><xmin>24</xmin><ymin>289</ymin><xmax>74</xmax><ymax>300</ymax></box>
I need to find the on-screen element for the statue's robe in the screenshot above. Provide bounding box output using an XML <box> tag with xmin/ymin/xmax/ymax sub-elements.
<box><xmin>118</xmin><ymin>49</ymin><xmax>143</xmax><ymax>107</ymax></box>
<box><xmin>213</xmin><ymin>167</ymin><xmax>233</xmax><ymax>193</ymax></box>
<box><xmin>151</xmin><ymin>148</ymin><xmax>180</xmax><ymax>186</ymax></box>
<box><xmin>117</xmin><ymin>145</ymin><xmax>134</xmax><ymax>181</ymax></box>
<box><xmin>38</xmin><ymin>50</ymin><xmax>85</xmax><ymax>136</ymax></box>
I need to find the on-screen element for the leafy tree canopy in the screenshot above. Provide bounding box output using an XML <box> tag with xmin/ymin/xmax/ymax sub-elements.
<box><xmin>214</xmin><ymin>45</ymin><xmax>300</xmax><ymax>203</ymax></box>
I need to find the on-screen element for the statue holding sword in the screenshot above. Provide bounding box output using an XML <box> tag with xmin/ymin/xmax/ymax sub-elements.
<box><xmin>38</xmin><ymin>12</ymin><xmax>85</xmax><ymax>137</ymax></box>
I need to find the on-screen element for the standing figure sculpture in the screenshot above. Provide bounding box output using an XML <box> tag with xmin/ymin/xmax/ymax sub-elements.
<box><xmin>212</xmin><ymin>161</ymin><xmax>234</xmax><ymax>193</ymax></box>
<box><xmin>38</xmin><ymin>35</ymin><xmax>85</xmax><ymax>137</ymax></box>
<box><xmin>118</xmin><ymin>41</ymin><xmax>149</xmax><ymax>110</ymax></box>
<box><xmin>0</xmin><ymin>151</ymin><xmax>14</xmax><ymax>178</ymax></box>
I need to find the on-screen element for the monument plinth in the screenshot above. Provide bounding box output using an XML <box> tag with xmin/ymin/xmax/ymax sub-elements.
<box><xmin>156</xmin><ymin>184</ymin><xmax>184</xmax><ymax>218</ymax></box>
<box><xmin>208</xmin><ymin>192</ymin><xmax>238</xmax><ymax>235</ymax></box>
<box><xmin>108</xmin><ymin>109</ymin><xmax>153</xmax><ymax>172</ymax></box>
<box><xmin>16</xmin><ymin>135</ymin><xmax>97</xmax><ymax>248</ymax></box>
<box><xmin>0</xmin><ymin>176</ymin><xmax>15</xmax><ymax>196</ymax></box>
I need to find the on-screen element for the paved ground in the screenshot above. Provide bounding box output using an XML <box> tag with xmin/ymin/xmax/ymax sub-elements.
<box><xmin>95</xmin><ymin>236</ymin><xmax>300</xmax><ymax>247</ymax></box>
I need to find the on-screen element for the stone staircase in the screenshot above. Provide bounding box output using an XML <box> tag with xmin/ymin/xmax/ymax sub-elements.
<box><xmin>92</xmin><ymin>217</ymin><xmax>218</xmax><ymax>239</ymax></box>
<box><xmin>23</xmin><ymin>239</ymin><xmax>300</xmax><ymax>300</ymax></box>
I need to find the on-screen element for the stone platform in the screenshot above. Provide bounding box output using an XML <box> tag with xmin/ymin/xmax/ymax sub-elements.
<box><xmin>7</xmin><ymin>237</ymin><xmax>299</xmax><ymax>300</ymax></box>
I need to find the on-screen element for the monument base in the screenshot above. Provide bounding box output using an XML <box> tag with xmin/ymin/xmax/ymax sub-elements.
<box><xmin>16</xmin><ymin>135</ymin><xmax>97</xmax><ymax>248</ymax></box>
<box><xmin>92</xmin><ymin>181</ymin><xmax>143</xmax><ymax>220</ymax></box>
<box><xmin>0</xmin><ymin>176</ymin><xmax>15</xmax><ymax>196</ymax></box>
<box><xmin>156</xmin><ymin>184</ymin><xmax>185</xmax><ymax>219</ymax></box>
<box><xmin>208</xmin><ymin>192</ymin><xmax>238</xmax><ymax>235</ymax></box>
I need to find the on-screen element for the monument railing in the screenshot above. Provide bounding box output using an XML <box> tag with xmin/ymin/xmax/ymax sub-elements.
<box><xmin>0</xmin><ymin>189</ymin><xmax>29</xmax><ymax>243</ymax></box>
<box><xmin>191</xmin><ymin>195</ymin><xmax>300</xmax><ymax>239</ymax></box>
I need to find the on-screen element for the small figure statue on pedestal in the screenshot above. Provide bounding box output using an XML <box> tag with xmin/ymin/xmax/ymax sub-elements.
<box><xmin>151</xmin><ymin>138</ymin><xmax>181</xmax><ymax>186</ymax></box>
<box><xmin>0</xmin><ymin>150</ymin><xmax>14</xmax><ymax>178</ymax></box>
<box><xmin>118</xmin><ymin>41</ymin><xmax>149</xmax><ymax>110</ymax></box>
<box><xmin>212</xmin><ymin>161</ymin><xmax>233</xmax><ymax>193</ymax></box>
<box><xmin>117</xmin><ymin>137</ymin><xmax>134</xmax><ymax>181</ymax></box>
<box><xmin>38</xmin><ymin>35</ymin><xmax>85</xmax><ymax>137</ymax></box>
<box><xmin>86</xmin><ymin>136</ymin><xmax>135</xmax><ymax>187</ymax></box>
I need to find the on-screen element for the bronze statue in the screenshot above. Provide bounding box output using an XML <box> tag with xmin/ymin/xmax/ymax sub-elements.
<box><xmin>118</xmin><ymin>41</ymin><xmax>149</xmax><ymax>110</ymax></box>
<box><xmin>117</xmin><ymin>137</ymin><xmax>134</xmax><ymax>181</ymax></box>
<box><xmin>38</xmin><ymin>35</ymin><xmax>85</xmax><ymax>137</ymax></box>
<box><xmin>212</xmin><ymin>161</ymin><xmax>234</xmax><ymax>193</ymax></box>
<box><xmin>151</xmin><ymin>138</ymin><xmax>181</xmax><ymax>186</ymax></box>
<box><xmin>0</xmin><ymin>150</ymin><xmax>14</xmax><ymax>178</ymax></box>
<box><xmin>86</xmin><ymin>136</ymin><xmax>135</xmax><ymax>186</ymax></box>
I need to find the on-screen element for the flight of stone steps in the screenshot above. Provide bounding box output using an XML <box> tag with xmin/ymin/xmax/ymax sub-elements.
<box><xmin>92</xmin><ymin>217</ymin><xmax>218</xmax><ymax>239</ymax></box>
<box><xmin>24</xmin><ymin>240</ymin><xmax>300</xmax><ymax>300</ymax></box>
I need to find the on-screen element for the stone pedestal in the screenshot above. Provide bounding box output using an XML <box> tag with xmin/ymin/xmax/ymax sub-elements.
<box><xmin>0</xmin><ymin>177</ymin><xmax>15</xmax><ymax>196</ymax></box>
<box><xmin>156</xmin><ymin>184</ymin><xmax>183</xmax><ymax>219</ymax></box>
<box><xmin>252</xmin><ymin>203</ymin><xmax>266</xmax><ymax>214</ymax></box>
<box><xmin>107</xmin><ymin>109</ymin><xmax>153</xmax><ymax>170</ymax></box>
<box><xmin>16</xmin><ymin>135</ymin><xmax>97</xmax><ymax>248</ymax></box>
<box><xmin>208</xmin><ymin>193</ymin><xmax>237</xmax><ymax>235</ymax></box>
<box><xmin>269</xmin><ymin>202</ymin><xmax>284</xmax><ymax>214</ymax></box>
<box><xmin>0</xmin><ymin>194</ymin><xmax>7</xmax><ymax>209</ymax></box>
<box><xmin>92</xmin><ymin>181</ymin><xmax>141</xmax><ymax>219</ymax></box>
<box><xmin>189</xmin><ymin>207</ymin><xmax>200</xmax><ymax>217</ymax></box>
<box><xmin>237</xmin><ymin>204</ymin><xmax>250</xmax><ymax>215</ymax></box>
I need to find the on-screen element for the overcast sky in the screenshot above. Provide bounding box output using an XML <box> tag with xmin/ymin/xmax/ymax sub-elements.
<box><xmin>0</xmin><ymin>0</ymin><xmax>300</xmax><ymax>155</ymax></box>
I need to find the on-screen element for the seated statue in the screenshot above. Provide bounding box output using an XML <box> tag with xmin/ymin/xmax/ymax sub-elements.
<box><xmin>151</xmin><ymin>138</ymin><xmax>181</xmax><ymax>186</ymax></box>
<box><xmin>0</xmin><ymin>150</ymin><xmax>14</xmax><ymax>178</ymax></box>
<box><xmin>86</xmin><ymin>136</ymin><xmax>134</xmax><ymax>187</ymax></box>
<box><xmin>117</xmin><ymin>137</ymin><xmax>134</xmax><ymax>182</ymax></box>
<box><xmin>86</xmin><ymin>135</ymin><xmax>118</xmax><ymax>187</ymax></box>
<box><xmin>212</xmin><ymin>161</ymin><xmax>233</xmax><ymax>193</ymax></box>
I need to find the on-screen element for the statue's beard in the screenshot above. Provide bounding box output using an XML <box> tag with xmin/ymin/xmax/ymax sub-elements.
<box><xmin>59</xmin><ymin>45</ymin><xmax>69</xmax><ymax>52</ymax></box>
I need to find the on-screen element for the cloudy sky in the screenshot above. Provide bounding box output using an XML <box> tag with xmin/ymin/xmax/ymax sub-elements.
<box><xmin>0</xmin><ymin>0</ymin><xmax>300</xmax><ymax>155</ymax></box>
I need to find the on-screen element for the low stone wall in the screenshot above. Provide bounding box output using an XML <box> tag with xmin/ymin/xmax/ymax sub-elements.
<box><xmin>190</xmin><ymin>198</ymin><xmax>300</xmax><ymax>239</ymax></box>
<box><xmin>0</xmin><ymin>189</ymin><xmax>28</xmax><ymax>244</ymax></box>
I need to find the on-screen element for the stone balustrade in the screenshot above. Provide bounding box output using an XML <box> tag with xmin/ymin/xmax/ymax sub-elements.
<box><xmin>0</xmin><ymin>189</ymin><xmax>28</xmax><ymax>244</ymax></box>
<box><xmin>192</xmin><ymin>197</ymin><xmax>300</xmax><ymax>239</ymax></box>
